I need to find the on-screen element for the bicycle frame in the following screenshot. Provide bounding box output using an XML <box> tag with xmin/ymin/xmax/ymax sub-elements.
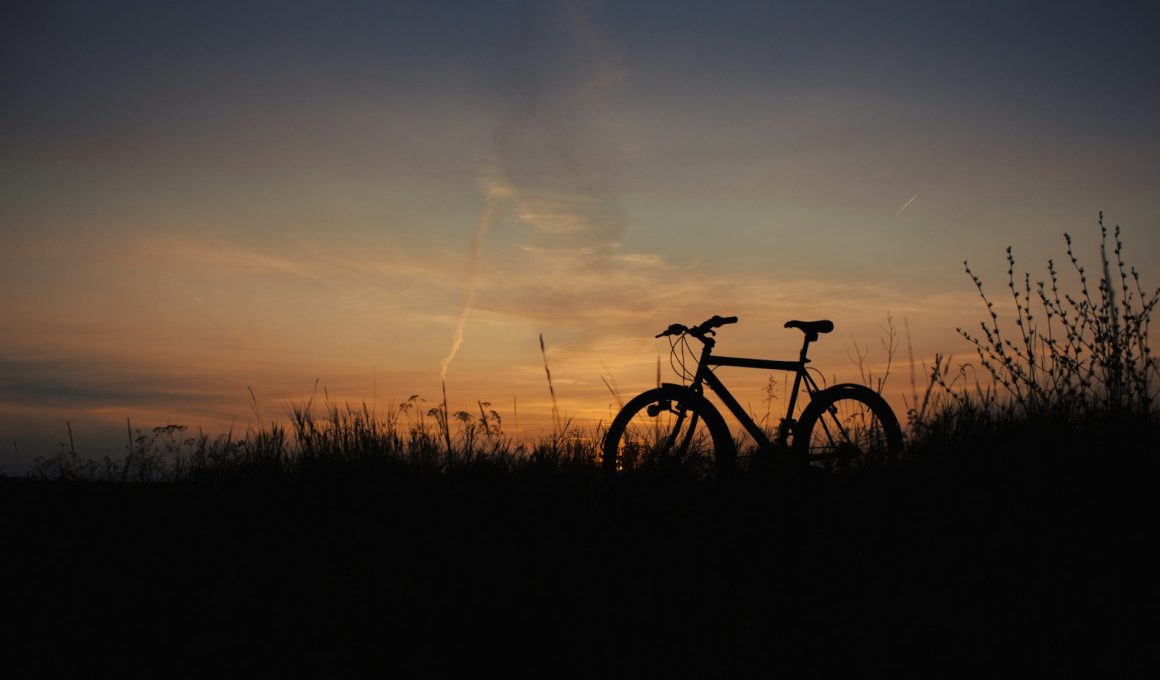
<box><xmin>602</xmin><ymin>315</ymin><xmax>902</xmax><ymax>476</ymax></box>
<box><xmin>679</xmin><ymin>333</ymin><xmax>822</xmax><ymax>451</ymax></box>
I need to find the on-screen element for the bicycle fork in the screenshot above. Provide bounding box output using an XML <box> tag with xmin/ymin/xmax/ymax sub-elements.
<box><xmin>647</xmin><ymin>399</ymin><xmax>702</xmax><ymax>455</ymax></box>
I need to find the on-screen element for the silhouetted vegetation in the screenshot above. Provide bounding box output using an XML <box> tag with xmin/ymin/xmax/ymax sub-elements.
<box><xmin>907</xmin><ymin>215</ymin><xmax>1157</xmax><ymax>456</ymax></box>
<box><xmin>5</xmin><ymin>219</ymin><xmax>1157</xmax><ymax>675</ymax></box>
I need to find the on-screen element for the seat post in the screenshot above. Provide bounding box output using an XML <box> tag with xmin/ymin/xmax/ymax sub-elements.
<box><xmin>798</xmin><ymin>335</ymin><xmax>814</xmax><ymax>363</ymax></box>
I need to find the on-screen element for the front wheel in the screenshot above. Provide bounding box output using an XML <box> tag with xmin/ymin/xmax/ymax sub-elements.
<box><xmin>602</xmin><ymin>386</ymin><xmax>735</xmax><ymax>477</ymax></box>
<box><xmin>793</xmin><ymin>384</ymin><xmax>902</xmax><ymax>473</ymax></box>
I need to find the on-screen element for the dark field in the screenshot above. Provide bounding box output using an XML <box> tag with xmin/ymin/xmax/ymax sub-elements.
<box><xmin>4</xmin><ymin>419</ymin><xmax>1156</xmax><ymax>677</ymax></box>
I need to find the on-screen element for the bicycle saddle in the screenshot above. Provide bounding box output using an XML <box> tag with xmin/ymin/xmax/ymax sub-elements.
<box><xmin>784</xmin><ymin>319</ymin><xmax>834</xmax><ymax>341</ymax></box>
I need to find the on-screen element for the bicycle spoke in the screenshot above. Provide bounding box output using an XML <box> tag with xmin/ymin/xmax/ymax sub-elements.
<box><xmin>603</xmin><ymin>387</ymin><xmax>731</xmax><ymax>476</ymax></box>
<box><xmin>796</xmin><ymin>386</ymin><xmax>901</xmax><ymax>472</ymax></box>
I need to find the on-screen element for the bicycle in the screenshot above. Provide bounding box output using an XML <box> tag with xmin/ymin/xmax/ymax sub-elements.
<box><xmin>602</xmin><ymin>315</ymin><xmax>902</xmax><ymax>476</ymax></box>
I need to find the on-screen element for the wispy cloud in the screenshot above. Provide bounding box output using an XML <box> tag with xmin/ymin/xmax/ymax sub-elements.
<box><xmin>0</xmin><ymin>358</ymin><xmax>233</xmax><ymax>410</ymax></box>
<box><xmin>439</xmin><ymin>0</ymin><xmax>629</xmax><ymax>377</ymax></box>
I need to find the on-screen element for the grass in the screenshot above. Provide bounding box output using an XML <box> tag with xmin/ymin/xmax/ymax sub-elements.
<box><xmin>28</xmin><ymin>398</ymin><xmax>601</xmax><ymax>484</ymax></box>
<box><xmin>5</xmin><ymin>216</ymin><xmax>1158</xmax><ymax>675</ymax></box>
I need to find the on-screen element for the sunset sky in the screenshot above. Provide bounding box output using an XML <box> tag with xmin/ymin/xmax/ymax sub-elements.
<box><xmin>3</xmin><ymin>0</ymin><xmax>1158</xmax><ymax>469</ymax></box>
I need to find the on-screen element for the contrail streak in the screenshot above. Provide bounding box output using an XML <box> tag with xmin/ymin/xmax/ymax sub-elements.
<box><xmin>439</xmin><ymin>178</ymin><xmax>511</xmax><ymax>381</ymax></box>
<box><xmin>897</xmin><ymin>193</ymin><xmax>919</xmax><ymax>214</ymax></box>
<box><xmin>438</xmin><ymin>0</ymin><xmax>623</xmax><ymax>381</ymax></box>
<box><xmin>436</xmin><ymin>2</ymin><xmax>540</xmax><ymax>382</ymax></box>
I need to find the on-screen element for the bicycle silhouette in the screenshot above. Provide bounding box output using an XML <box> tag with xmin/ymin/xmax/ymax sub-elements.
<box><xmin>602</xmin><ymin>315</ymin><xmax>902</xmax><ymax>476</ymax></box>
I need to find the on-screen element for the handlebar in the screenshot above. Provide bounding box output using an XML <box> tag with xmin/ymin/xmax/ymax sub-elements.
<box><xmin>655</xmin><ymin>315</ymin><xmax>739</xmax><ymax>339</ymax></box>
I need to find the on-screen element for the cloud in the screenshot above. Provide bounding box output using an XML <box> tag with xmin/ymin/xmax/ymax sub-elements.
<box><xmin>438</xmin><ymin>0</ymin><xmax>629</xmax><ymax>377</ymax></box>
<box><xmin>0</xmin><ymin>358</ymin><xmax>230</xmax><ymax>410</ymax></box>
<box><xmin>469</xmin><ymin>243</ymin><xmax>918</xmax><ymax>338</ymax></box>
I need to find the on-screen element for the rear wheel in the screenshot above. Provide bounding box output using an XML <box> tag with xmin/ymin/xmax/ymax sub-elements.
<box><xmin>602</xmin><ymin>386</ymin><xmax>734</xmax><ymax>477</ymax></box>
<box><xmin>793</xmin><ymin>384</ymin><xmax>902</xmax><ymax>473</ymax></box>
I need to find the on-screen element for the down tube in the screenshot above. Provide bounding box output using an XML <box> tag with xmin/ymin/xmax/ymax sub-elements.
<box><xmin>701</xmin><ymin>371</ymin><xmax>772</xmax><ymax>450</ymax></box>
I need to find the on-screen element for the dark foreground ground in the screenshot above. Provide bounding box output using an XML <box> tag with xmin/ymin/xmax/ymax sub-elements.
<box><xmin>3</xmin><ymin>434</ymin><xmax>1157</xmax><ymax>678</ymax></box>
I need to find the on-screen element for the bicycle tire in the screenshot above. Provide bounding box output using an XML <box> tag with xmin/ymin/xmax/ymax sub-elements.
<box><xmin>793</xmin><ymin>384</ymin><xmax>902</xmax><ymax>472</ymax></box>
<box><xmin>602</xmin><ymin>386</ymin><xmax>735</xmax><ymax>477</ymax></box>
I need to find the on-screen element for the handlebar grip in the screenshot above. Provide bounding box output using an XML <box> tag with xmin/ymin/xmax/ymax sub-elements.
<box><xmin>704</xmin><ymin>315</ymin><xmax>738</xmax><ymax>329</ymax></box>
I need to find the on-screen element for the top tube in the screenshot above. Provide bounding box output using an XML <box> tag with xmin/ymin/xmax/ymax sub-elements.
<box><xmin>706</xmin><ymin>355</ymin><xmax>802</xmax><ymax>372</ymax></box>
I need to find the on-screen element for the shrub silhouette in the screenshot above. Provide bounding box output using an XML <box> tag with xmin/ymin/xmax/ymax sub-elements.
<box><xmin>958</xmin><ymin>213</ymin><xmax>1157</xmax><ymax>418</ymax></box>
